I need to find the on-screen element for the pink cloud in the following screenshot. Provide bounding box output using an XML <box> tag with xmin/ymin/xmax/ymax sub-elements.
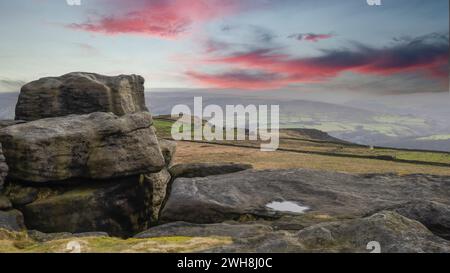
<box><xmin>289</xmin><ymin>33</ymin><xmax>334</xmax><ymax>42</ymax></box>
<box><xmin>187</xmin><ymin>34</ymin><xmax>449</xmax><ymax>89</ymax></box>
<box><xmin>68</xmin><ymin>0</ymin><xmax>246</xmax><ymax>38</ymax></box>
<box><xmin>187</xmin><ymin>70</ymin><xmax>289</xmax><ymax>90</ymax></box>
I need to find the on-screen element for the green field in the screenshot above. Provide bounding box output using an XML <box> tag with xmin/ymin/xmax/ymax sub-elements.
<box><xmin>153</xmin><ymin>116</ymin><xmax>450</xmax><ymax>167</ymax></box>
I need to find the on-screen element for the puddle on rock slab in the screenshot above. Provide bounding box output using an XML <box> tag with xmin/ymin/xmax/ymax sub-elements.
<box><xmin>266</xmin><ymin>201</ymin><xmax>309</xmax><ymax>214</ymax></box>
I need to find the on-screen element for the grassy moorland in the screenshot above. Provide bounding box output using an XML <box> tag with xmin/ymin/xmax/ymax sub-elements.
<box><xmin>153</xmin><ymin>117</ymin><xmax>450</xmax><ymax>176</ymax></box>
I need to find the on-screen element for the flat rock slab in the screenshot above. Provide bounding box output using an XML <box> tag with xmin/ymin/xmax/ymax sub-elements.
<box><xmin>15</xmin><ymin>72</ymin><xmax>148</xmax><ymax>121</ymax></box>
<box><xmin>0</xmin><ymin>112</ymin><xmax>165</xmax><ymax>182</ymax></box>
<box><xmin>161</xmin><ymin>169</ymin><xmax>450</xmax><ymax>223</ymax></box>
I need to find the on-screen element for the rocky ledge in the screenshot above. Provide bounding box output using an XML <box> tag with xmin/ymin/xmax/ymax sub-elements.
<box><xmin>161</xmin><ymin>169</ymin><xmax>450</xmax><ymax>224</ymax></box>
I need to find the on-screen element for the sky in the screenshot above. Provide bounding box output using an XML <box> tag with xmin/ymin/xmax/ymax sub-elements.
<box><xmin>0</xmin><ymin>0</ymin><xmax>448</xmax><ymax>94</ymax></box>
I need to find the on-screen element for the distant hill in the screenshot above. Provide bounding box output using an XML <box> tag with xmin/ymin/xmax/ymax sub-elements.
<box><xmin>0</xmin><ymin>92</ymin><xmax>18</xmax><ymax>119</ymax></box>
<box><xmin>1</xmin><ymin>91</ymin><xmax>449</xmax><ymax>152</ymax></box>
<box><xmin>148</xmin><ymin>91</ymin><xmax>450</xmax><ymax>152</ymax></box>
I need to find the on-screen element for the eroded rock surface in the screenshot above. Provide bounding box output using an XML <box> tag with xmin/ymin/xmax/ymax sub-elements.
<box><xmin>161</xmin><ymin>169</ymin><xmax>450</xmax><ymax>224</ymax></box>
<box><xmin>371</xmin><ymin>201</ymin><xmax>450</xmax><ymax>240</ymax></box>
<box><xmin>0</xmin><ymin>112</ymin><xmax>165</xmax><ymax>182</ymax></box>
<box><xmin>15</xmin><ymin>72</ymin><xmax>148</xmax><ymax>121</ymax></box>
<box><xmin>138</xmin><ymin>211</ymin><xmax>450</xmax><ymax>253</ymax></box>
<box><xmin>297</xmin><ymin>211</ymin><xmax>450</xmax><ymax>253</ymax></box>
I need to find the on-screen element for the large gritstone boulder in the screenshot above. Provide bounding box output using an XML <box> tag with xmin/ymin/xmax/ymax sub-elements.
<box><xmin>0</xmin><ymin>112</ymin><xmax>165</xmax><ymax>182</ymax></box>
<box><xmin>15</xmin><ymin>72</ymin><xmax>148</xmax><ymax>121</ymax></box>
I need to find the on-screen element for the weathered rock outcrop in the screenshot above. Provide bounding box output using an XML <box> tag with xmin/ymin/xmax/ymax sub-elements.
<box><xmin>15</xmin><ymin>72</ymin><xmax>148</xmax><ymax>121</ymax></box>
<box><xmin>0</xmin><ymin>73</ymin><xmax>180</xmax><ymax>239</ymax></box>
<box><xmin>297</xmin><ymin>211</ymin><xmax>450</xmax><ymax>253</ymax></box>
<box><xmin>0</xmin><ymin>112</ymin><xmax>165</xmax><ymax>182</ymax></box>
<box><xmin>169</xmin><ymin>163</ymin><xmax>253</xmax><ymax>179</ymax></box>
<box><xmin>136</xmin><ymin>211</ymin><xmax>450</xmax><ymax>253</ymax></box>
<box><xmin>20</xmin><ymin>176</ymin><xmax>153</xmax><ymax>237</ymax></box>
<box><xmin>371</xmin><ymin>201</ymin><xmax>450</xmax><ymax>240</ymax></box>
<box><xmin>0</xmin><ymin>143</ymin><xmax>8</xmax><ymax>190</ymax></box>
<box><xmin>161</xmin><ymin>169</ymin><xmax>450</xmax><ymax>224</ymax></box>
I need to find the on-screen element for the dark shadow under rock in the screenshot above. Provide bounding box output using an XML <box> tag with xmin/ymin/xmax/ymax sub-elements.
<box><xmin>27</xmin><ymin>230</ymin><xmax>109</xmax><ymax>242</ymax></box>
<box><xmin>20</xmin><ymin>175</ymin><xmax>153</xmax><ymax>237</ymax></box>
<box><xmin>169</xmin><ymin>163</ymin><xmax>253</xmax><ymax>179</ymax></box>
